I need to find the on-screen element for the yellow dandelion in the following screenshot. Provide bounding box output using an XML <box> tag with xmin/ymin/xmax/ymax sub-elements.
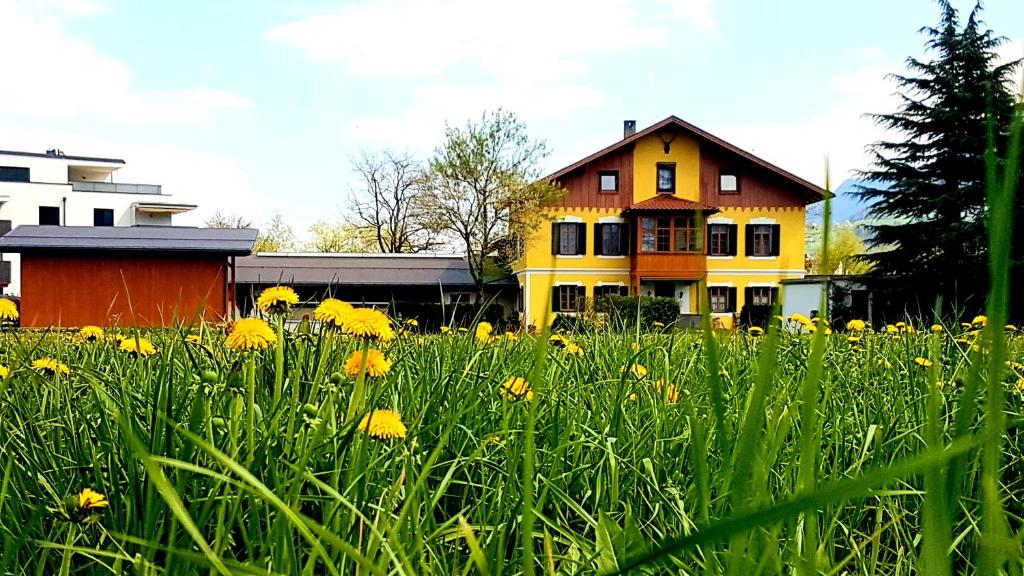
<box><xmin>621</xmin><ymin>363</ymin><xmax>648</xmax><ymax>380</ymax></box>
<box><xmin>902</xmin><ymin>324</ymin><xmax>916</xmax><ymax>334</ymax></box>
<box><xmin>0</xmin><ymin>298</ymin><xmax>18</xmax><ymax>321</ymax></box>
<box><xmin>846</xmin><ymin>319</ymin><xmax>866</xmax><ymax>332</ymax></box>
<box><xmin>885</xmin><ymin>324</ymin><xmax>898</xmax><ymax>334</ymax></box>
<box><xmin>457</xmin><ymin>327</ymin><xmax>469</xmax><ymax>333</ymax></box>
<box><xmin>405</xmin><ymin>318</ymin><xmax>419</xmax><ymax>327</ymax></box>
<box><xmin>847</xmin><ymin>336</ymin><xmax>861</xmax><ymax>344</ymax></box>
<box><xmin>78</xmin><ymin>487</ymin><xmax>109</xmax><ymax>510</ymax></box>
<box><xmin>1006</xmin><ymin>361</ymin><xmax>1024</xmax><ymax>372</ymax></box>
<box><xmin>0</xmin><ymin>365</ymin><xmax>8</xmax><ymax>380</ymax></box>
<box><xmin>256</xmin><ymin>285</ymin><xmax>299</xmax><ymax>315</ymax></box>
<box><xmin>548</xmin><ymin>333</ymin><xmax>568</xmax><ymax>348</ymax></box>
<box><xmin>747</xmin><ymin>326</ymin><xmax>764</xmax><ymax>336</ymax></box>
<box><xmin>358</xmin><ymin>409</ymin><xmax>408</xmax><ymax>440</ymax></box>
<box><xmin>654</xmin><ymin>379</ymin><xmax>680</xmax><ymax>403</ymax></box>
<box><xmin>972</xmin><ymin>315</ymin><xmax>987</xmax><ymax>327</ymax></box>
<box><xmin>314</xmin><ymin>298</ymin><xmax>353</xmax><ymax>329</ymax></box>
<box><xmin>119</xmin><ymin>336</ymin><xmax>157</xmax><ymax>357</ymax></box>
<box><xmin>440</xmin><ymin>325</ymin><xmax>452</xmax><ymax>334</ymax></box>
<box><xmin>630</xmin><ymin>341</ymin><xmax>641</xmax><ymax>352</ymax></box>
<box><xmin>1005</xmin><ymin>324</ymin><xmax>1017</xmax><ymax>332</ymax></box>
<box><xmin>500</xmin><ymin>376</ymin><xmax>536</xmax><ymax>401</ymax></box>
<box><xmin>185</xmin><ymin>334</ymin><xmax>202</xmax><ymax>345</ymax></box>
<box><xmin>653</xmin><ymin>321</ymin><xmax>665</xmax><ymax>328</ymax></box>
<box><xmin>341</xmin><ymin>308</ymin><xmax>393</xmax><ymax>341</ymax></box>
<box><xmin>32</xmin><ymin>357</ymin><xmax>69</xmax><ymax>376</ymax></box>
<box><xmin>504</xmin><ymin>331</ymin><xmax>519</xmax><ymax>342</ymax></box>
<box><xmin>77</xmin><ymin>325</ymin><xmax>104</xmax><ymax>342</ymax></box>
<box><xmin>914</xmin><ymin>357</ymin><xmax>933</xmax><ymax>368</ymax></box>
<box><xmin>226</xmin><ymin>317</ymin><xmax>277</xmax><ymax>351</ymax></box>
<box><xmin>790</xmin><ymin>313</ymin><xmax>810</xmax><ymax>325</ymax></box>
<box><xmin>475</xmin><ymin>322</ymin><xmax>494</xmax><ymax>344</ymax></box>
<box><xmin>930</xmin><ymin>324</ymin><xmax>943</xmax><ymax>333</ymax></box>
<box><xmin>564</xmin><ymin>342</ymin><xmax>584</xmax><ymax>357</ymax></box>
<box><xmin>343</xmin><ymin>349</ymin><xmax>392</xmax><ymax>378</ymax></box>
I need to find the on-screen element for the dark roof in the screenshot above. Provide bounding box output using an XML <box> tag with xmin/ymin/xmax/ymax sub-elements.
<box><xmin>623</xmin><ymin>195</ymin><xmax>718</xmax><ymax>213</ymax></box>
<box><xmin>235</xmin><ymin>254</ymin><xmax>478</xmax><ymax>287</ymax></box>
<box><xmin>0</xmin><ymin>149</ymin><xmax>125</xmax><ymax>164</ymax></box>
<box><xmin>545</xmin><ymin>116</ymin><xmax>827</xmax><ymax>204</ymax></box>
<box><xmin>780</xmin><ymin>274</ymin><xmax>868</xmax><ymax>284</ymax></box>
<box><xmin>0</xmin><ymin>226</ymin><xmax>257</xmax><ymax>255</ymax></box>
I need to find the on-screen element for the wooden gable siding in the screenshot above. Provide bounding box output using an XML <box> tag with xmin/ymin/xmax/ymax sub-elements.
<box><xmin>20</xmin><ymin>253</ymin><xmax>228</xmax><ymax>327</ymax></box>
<box><xmin>700</xmin><ymin>149</ymin><xmax>810</xmax><ymax>208</ymax></box>
<box><xmin>551</xmin><ymin>144</ymin><xmax>634</xmax><ymax>208</ymax></box>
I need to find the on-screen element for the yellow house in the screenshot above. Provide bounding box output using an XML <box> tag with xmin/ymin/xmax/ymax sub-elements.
<box><xmin>513</xmin><ymin>116</ymin><xmax>825</xmax><ymax>328</ymax></box>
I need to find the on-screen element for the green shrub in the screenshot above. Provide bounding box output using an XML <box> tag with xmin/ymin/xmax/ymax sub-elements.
<box><xmin>597</xmin><ymin>294</ymin><xmax>680</xmax><ymax>330</ymax></box>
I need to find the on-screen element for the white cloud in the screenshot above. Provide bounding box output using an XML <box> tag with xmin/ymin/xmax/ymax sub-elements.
<box><xmin>0</xmin><ymin>1</ymin><xmax>252</xmax><ymax>124</ymax></box>
<box><xmin>35</xmin><ymin>0</ymin><xmax>108</xmax><ymax>17</ymax></box>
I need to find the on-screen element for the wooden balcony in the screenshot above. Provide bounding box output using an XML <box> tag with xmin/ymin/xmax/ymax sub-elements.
<box><xmin>631</xmin><ymin>252</ymin><xmax>706</xmax><ymax>280</ymax></box>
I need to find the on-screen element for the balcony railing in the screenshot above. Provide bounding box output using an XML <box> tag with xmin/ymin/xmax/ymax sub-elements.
<box><xmin>71</xmin><ymin>182</ymin><xmax>162</xmax><ymax>195</ymax></box>
<box><xmin>631</xmin><ymin>252</ymin><xmax>707</xmax><ymax>280</ymax></box>
<box><xmin>0</xmin><ymin>260</ymin><xmax>10</xmax><ymax>285</ymax></box>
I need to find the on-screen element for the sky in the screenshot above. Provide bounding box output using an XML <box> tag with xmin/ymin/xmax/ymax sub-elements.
<box><xmin>0</xmin><ymin>0</ymin><xmax>1021</xmax><ymax>238</ymax></box>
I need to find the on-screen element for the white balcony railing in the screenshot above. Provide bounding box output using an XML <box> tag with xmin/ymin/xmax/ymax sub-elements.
<box><xmin>71</xmin><ymin>182</ymin><xmax>162</xmax><ymax>195</ymax></box>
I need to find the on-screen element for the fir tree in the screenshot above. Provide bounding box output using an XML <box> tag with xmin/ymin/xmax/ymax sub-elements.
<box><xmin>856</xmin><ymin>0</ymin><xmax>1020</xmax><ymax>319</ymax></box>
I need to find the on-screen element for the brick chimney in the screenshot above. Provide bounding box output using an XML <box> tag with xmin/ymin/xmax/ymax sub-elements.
<box><xmin>623</xmin><ymin>120</ymin><xmax>636</xmax><ymax>138</ymax></box>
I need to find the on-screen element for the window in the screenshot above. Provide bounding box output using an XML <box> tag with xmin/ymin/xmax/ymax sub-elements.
<box><xmin>93</xmin><ymin>208</ymin><xmax>114</xmax><ymax>226</ymax></box>
<box><xmin>551</xmin><ymin>222</ymin><xmax>586</xmax><ymax>256</ymax></box>
<box><xmin>656</xmin><ymin>163</ymin><xmax>676</xmax><ymax>193</ymax></box>
<box><xmin>594</xmin><ymin>285</ymin><xmax>628</xmax><ymax>300</ymax></box>
<box><xmin>748</xmin><ymin>286</ymin><xmax>776</xmax><ymax>306</ymax></box>
<box><xmin>596</xmin><ymin>222</ymin><xmax>629</xmax><ymax>256</ymax></box>
<box><xmin>708</xmin><ymin>224</ymin><xmax>736</xmax><ymax>256</ymax></box>
<box><xmin>640</xmin><ymin>217</ymin><xmax>702</xmax><ymax>253</ymax></box>
<box><xmin>709</xmin><ymin>286</ymin><xmax>736</xmax><ymax>313</ymax></box>
<box><xmin>0</xmin><ymin>166</ymin><xmax>30</xmax><ymax>183</ymax></box>
<box><xmin>719</xmin><ymin>172</ymin><xmax>739</xmax><ymax>193</ymax></box>
<box><xmin>745</xmin><ymin>224</ymin><xmax>780</xmax><ymax>257</ymax></box>
<box><xmin>598</xmin><ymin>171</ymin><xmax>619</xmax><ymax>192</ymax></box>
<box><xmin>39</xmin><ymin>206</ymin><xmax>60</xmax><ymax>226</ymax></box>
<box><xmin>553</xmin><ymin>285</ymin><xmax>584</xmax><ymax>312</ymax></box>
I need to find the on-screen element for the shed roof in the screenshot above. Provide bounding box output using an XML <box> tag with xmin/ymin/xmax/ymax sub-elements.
<box><xmin>0</xmin><ymin>225</ymin><xmax>257</xmax><ymax>255</ymax></box>
<box><xmin>236</xmin><ymin>253</ymin><xmax>478</xmax><ymax>287</ymax></box>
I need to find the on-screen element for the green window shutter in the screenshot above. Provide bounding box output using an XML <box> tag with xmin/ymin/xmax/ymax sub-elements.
<box><xmin>576</xmin><ymin>223</ymin><xmax>587</xmax><ymax>255</ymax></box>
<box><xmin>728</xmin><ymin>287</ymin><xmax>737</xmax><ymax>312</ymax></box>
<box><xmin>594</xmin><ymin>224</ymin><xmax>604</xmax><ymax>256</ymax></box>
<box><xmin>744</xmin><ymin>224</ymin><xmax>755</xmax><ymax>256</ymax></box>
<box><xmin>728</xmin><ymin>224</ymin><xmax>739</xmax><ymax>256</ymax></box>
<box><xmin>770</xmin><ymin>224</ymin><xmax>781</xmax><ymax>256</ymax></box>
<box><xmin>551</xmin><ymin>286</ymin><xmax>559</xmax><ymax>312</ymax></box>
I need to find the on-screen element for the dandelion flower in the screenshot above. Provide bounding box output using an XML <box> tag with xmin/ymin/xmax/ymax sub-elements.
<box><xmin>226</xmin><ymin>318</ymin><xmax>277</xmax><ymax>351</ymax></box>
<box><xmin>0</xmin><ymin>298</ymin><xmax>18</xmax><ymax>321</ymax></box>
<box><xmin>358</xmin><ymin>409</ymin><xmax>408</xmax><ymax>440</ymax></box>
<box><xmin>1005</xmin><ymin>324</ymin><xmax>1017</xmax><ymax>332</ymax></box>
<box><xmin>885</xmin><ymin>324</ymin><xmax>898</xmax><ymax>334</ymax></box>
<box><xmin>185</xmin><ymin>334</ymin><xmax>202</xmax><ymax>345</ymax></box>
<box><xmin>653</xmin><ymin>321</ymin><xmax>665</xmax><ymax>328</ymax></box>
<box><xmin>504</xmin><ymin>331</ymin><xmax>519</xmax><ymax>342</ymax></box>
<box><xmin>440</xmin><ymin>326</ymin><xmax>452</xmax><ymax>334</ymax></box>
<box><xmin>548</xmin><ymin>333</ymin><xmax>568</xmax><ymax>348</ymax></box>
<box><xmin>500</xmin><ymin>376</ymin><xmax>535</xmax><ymax>401</ymax></box>
<box><xmin>405</xmin><ymin>318</ymin><xmax>419</xmax><ymax>327</ymax></box>
<box><xmin>256</xmin><ymin>286</ymin><xmax>299</xmax><ymax>315</ymax></box>
<box><xmin>119</xmin><ymin>336</ymin><xmax>157</xmax><ymax>357</ymax></box>
<box><xmin>790</xmin><ymin>313</ymin><xmax>811</xmax><ymax>326</ymax></box>
<box><xmin>77</xmin><ymin>325</ymin><xmax>104</xmax><ymax>342</ymax></box>
<box><xmin>78</xmin><ymin>487</ymin><xmax>109</xmax><ymax>510</ymax></box>
<box><xmin>621</xmin><ymin>363</ymin><xmax>648</xmax><ymax>380</ymax></box>
<box><xmin>475</xmin><ymin>322</ymin><xmax>493</xmax><ymax>344</ymax></box>
<box><xmin>972</xmin><ymin>315</ymin><xmax>987</xmax><ymax>327</ymax></box>
<box><xmin>914</xmin><ymin>357</ymin><xmax>933</xmax><ymax>368</ymax></box>
<box><xmin>314</xmin><ymin>298</ymin><xmax>353</xmax><ymax>329</ymax></box>
<box><xmin>631</xmin><ymin>342</ymin><xmax>641</xmax><ymax>352</ymax></box>
<box><xmin>32</xmin><ymin>357</ymin><xmax>69</xmax><ymax>376</ymax></box>
<box><xmin>930</xmin><ymin>324</ymin><xmax>943</xmax><ymax>333</ymax></box>
<box><xmin>0</xmin><ymin>365</ymin><xmax>8</xmax><ymax>380</ymax></box>
<box><xmin>654</xmin><ymin>379</ymin><xmax>680</xmax><ymax>403</ymax></box>
<box><xmin>747</xmin><ymin>326</ymin><xmax>764</xmax><ymax>336</ymax></box>
<box><xmin>342</xmin><ymin>308</ymin><xmax>394</xmax><ymax>341</ymax></box>
<box><xmin>847</xmin><ymin>336</ymin><xmax>861</xmax><ymax>344</ymax></box>
<box><xmin>343</xmin><ymin>349</ymin><xmax>392</xmax><ymax>378</ymax></box>
<box><xmin>564</xmin><ymin>343</ymin><xmax>584</xmax><ymax>357</ymax></box>
<box><xmin>1006</xmin><ymin>361</ymin><xmax>1024</xmax><ymax>372</ymax></box>
<box><xmin>457</xmin><ymin>327</ymin><xmax>469</xmax><ymax>333</ymax></box>
<box><xmin>846</xmin><ymin>319</ymin><xmax>866</xmax><ymax>332</ymax></box>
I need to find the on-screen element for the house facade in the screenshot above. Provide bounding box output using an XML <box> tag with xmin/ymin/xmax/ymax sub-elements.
<box><xmin>514</xmin><ymin>117</ymin><xmax>825</xmax><ymax>328</ymax></box>
<box><xmin>0</xmin><ymin>149</ymin><xmax>197</xmax><ymax>295</ymax></box>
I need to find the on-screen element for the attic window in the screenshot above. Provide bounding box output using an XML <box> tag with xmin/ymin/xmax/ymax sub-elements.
<box><xmin>719</xmin><ymin>171</ymin><xmax>739</xmax><ymax>194</ymax></box>
<box><xmin>656</xmin><ymin>163</ymin><xmax>675</xmax><ymax>194</ymax></box>
<box><xmin>598</xmin><ymin>171</ymin><xmax>619</xmax><ymax>192</ymax></box>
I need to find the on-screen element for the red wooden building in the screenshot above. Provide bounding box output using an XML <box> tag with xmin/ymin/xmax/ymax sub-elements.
<box><xmin>0</xmin><ymin>226</ymin><xmax>256</xmax><ymax>327</ymax></box>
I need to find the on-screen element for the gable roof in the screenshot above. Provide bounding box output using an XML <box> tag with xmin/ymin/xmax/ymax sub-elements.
<box><xmin>546</xmin><ymin>116</ymin><xmax>826</xmax><ymax>202</ymax></box>
<box><xmin>0</xmin><ymin>225</ymin><xmax>257</xmax><ymax>255</ymax></box>
<box><xmin>235</xmin><ymin>253</ymin><xmax>478</xmax><ymax>288</ymax></box>
<box><xmin>623</xmin><ymin>195</ymin><xmax>718</xmax><ymax>213</ymax></box>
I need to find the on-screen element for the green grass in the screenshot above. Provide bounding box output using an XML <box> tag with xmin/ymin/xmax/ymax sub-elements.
<box><xmin>0</xmin><ymin>320</ymin><xmax>1022</xmax><ymax>575</ymax></box>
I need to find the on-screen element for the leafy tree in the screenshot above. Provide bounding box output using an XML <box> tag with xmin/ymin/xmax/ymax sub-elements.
<box><xmin>808</xmin><ymin>224</ymin><xmax>874</xmax><ymax>275</ymax></box>
<box><xmin>306</xmin><ymin>221</ymin><xmax>377</xmax><ymax>253</ymax></box>
<box><xmin>855</xmin><ymin>0</ymin><xmax>1020</xmax><ymax>318</ymax></box>
<box><xmin>204</xmin><ymin>211</ymin><xmax>252</xmax><ymax>229</ymax></box>
<box><xmin>421</xmin><ymin>109</ymin><xmax>562</xmax><ymax>286</ymax></box>
<box><xmin>348</xmin><ymin>150</ymin><xmax>442</xmax><ymax>253</ymax></box>
<box><xmin>253</xmin><ymin>213</ymin><xmax>296</xmax><ymax>253</ymax></box>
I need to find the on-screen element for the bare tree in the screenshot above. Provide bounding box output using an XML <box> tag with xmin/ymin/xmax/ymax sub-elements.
<box><xmin>421</xmin><ymin>109</ymin><xmax>562</xmax><ymax>286</ymax></box>
<box><xmin>306</xmin><ymin>221</ymin><xmax>377</xmax><ymax>253</ymax></box>
<box><xmin>348</xmin><ymin>150</ymin><xmax>442</xmax><ymax>253</ymax></box>
<box><xmin>204</xmin><ymin>211</ymin><xmax>252</xmax><ymax>228</ymax></box>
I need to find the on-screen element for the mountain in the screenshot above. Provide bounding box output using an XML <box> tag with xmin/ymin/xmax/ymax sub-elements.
<box><xmin>806</xmin><ymin>178</ymin><xmax>878</xmax><ymax>224</ymax></box>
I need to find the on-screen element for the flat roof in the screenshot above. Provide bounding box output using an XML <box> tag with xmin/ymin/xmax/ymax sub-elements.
<box><xmin>0</xmin><ymin>225</ymin><xmax>257</xmax><ymax>255</ymax></box>
<box><xmin>236</xmin><ymin>254</ymin><xmax>478</xmax><ymax>287</ymax></box>
<box><xmin>0</xmin><ymin>149</ymin><xmax>125</xmax><ymax>164</ymax></box>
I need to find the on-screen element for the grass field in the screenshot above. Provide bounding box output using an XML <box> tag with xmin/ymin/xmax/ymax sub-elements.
<box><xmin>1</xmin><ymin>312</ymin><xmax>1023</xmax><ymax>575</ymax></box>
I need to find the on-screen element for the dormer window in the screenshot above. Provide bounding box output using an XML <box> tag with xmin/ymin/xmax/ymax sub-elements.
<box><xmin>719</xmin><ymin>171</ymin><xmax>739</xmax><ymax>194</ymax></box>
<box><xmin>656</xmin><ymin>163</ymin><xmax>675</xmax><ymax>194</ymax></box>
<box><xmin>598</xmin><ymin>170</ymin><xmax>619</xmax><ymax>192</ymax></box>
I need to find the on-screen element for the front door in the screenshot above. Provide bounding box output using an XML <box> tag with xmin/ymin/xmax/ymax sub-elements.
<box><xmin>677</xmin><ymin>282</ymin><xmax>691</xmax><ymax>313</ymax></box>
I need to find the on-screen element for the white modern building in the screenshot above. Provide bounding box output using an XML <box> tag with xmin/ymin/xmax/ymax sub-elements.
<box><xmin>0</xmin><ymin>149</ymin><xmax>197</xmax><ymax>295</ymax></box>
